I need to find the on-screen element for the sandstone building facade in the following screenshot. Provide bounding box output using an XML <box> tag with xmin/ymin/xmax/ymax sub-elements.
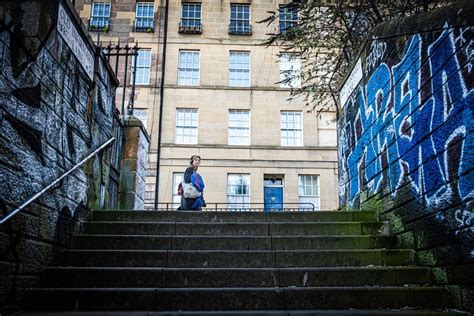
<box><xmin>74</xmin><ymin>0</ymin><xmax>339</xmax><ymax>210</ymax></box>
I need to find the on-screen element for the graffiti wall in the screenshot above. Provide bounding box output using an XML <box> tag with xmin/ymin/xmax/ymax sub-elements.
<box><xmin>338</xmin><ymin>2</ymin><xmax>473</xmax><ymax>310</ymax></box>
<box><xmin>0</xmin><ymin>0</ymin><xmax>118</xmax><ymax>305</ymax></box>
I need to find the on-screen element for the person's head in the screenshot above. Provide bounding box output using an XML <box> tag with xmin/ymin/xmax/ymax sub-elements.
<box><xmin>190</xmin><ymin>155</ymin><xmax>201</xmax><ymax>170</ymax></box>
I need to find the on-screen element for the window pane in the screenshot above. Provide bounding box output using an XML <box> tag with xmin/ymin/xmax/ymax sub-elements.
<box><xmin>229</xmin><ymin>51</ymin><xmax>250</xmax><ymax>87</ymax></box>
<box><xmin>133</xmin><ymin>109</ymin><xmax>148</xmax><ymax>130</ymax></box>
<box><xmin>176</xmin><ymin>108</ymin><xmax>198</xmax><ymax>144</ymax></box>
<box><xmin>227</xmin><ymin>174</ymin><xmax>250</xmax><ymax>208</ymax></box>
<box><xmin>281</xmin><ymin>112</ymin><xmax>302</xmax><ymax>146</ymax></box>
<box><xmin>181</xmin><ymin>3</ymin><xmax>202</xmax><ymax>26</ymax></box>
<box><xmin>279</xmin><ymin>4</ymin><xmax>298</xmax><ymax>33</ymax></box>
<box><xmin>178</xmin><ymin>50</ymin><xmax>200</xmax><ymax>85</ymax></box>
<box><xmin>172</xmin><ymin>173</ymin><xmax>184</xmax><ymax>208</ymax></box>
<box><xmin>230</xmin><ymin>4</ymin><xmax>251</xmax><ymax>33</ymax></box>
<box><xmin>91</xmin><ymin>2</ymin><xmax>110</xmax><ymax>28</ymax></box>
<box><xmin>228</xmin><ymin>110</ymin><xmax>250</xmax><ymax>145</ymax></box>
<box><xmin>131</xmin><ymin>49</ymin><xmax>151</xmax><ymax>85</ymax></box>
<box><xmin>298</xmin><ymin>175</ymin><xmax>320</xmax><ymax>210</ymax></box>
<box><xmin>279</xmin><ymin>53</ymin><xmax>301</xmax><ymax>88</ymax></box>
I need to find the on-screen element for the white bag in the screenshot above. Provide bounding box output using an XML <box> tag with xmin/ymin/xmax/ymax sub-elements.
<box><xmin>182</xmin><ymin>182</ymin><xmax>201</xmax><ymax>199</ymax></box>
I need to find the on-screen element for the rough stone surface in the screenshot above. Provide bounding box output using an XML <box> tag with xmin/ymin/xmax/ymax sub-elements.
<box><xmin>118</xmin><ymin>117</ymin><xmax>149</xmax><ymax>210</ymax></box>
<box><xmin>337</xmin><ymin>2</ymin><xmax>474</xmax><ymax>312</ymax></box>
<box><xmin>0</xmin><ymin>0</ymin><xmax>119</xmax><ymax>307</ymax></box>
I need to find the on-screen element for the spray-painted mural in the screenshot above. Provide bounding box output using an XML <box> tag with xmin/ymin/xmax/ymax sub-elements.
<box><xmin>338</xmin><ymin>4</ymin><xmax>473</xmax><ymax>310</ymax></box>
<box><xmin>340</xmin><ymin>25</ymin><xmax>473</xmax><ymax>208</ymax></box>
<box><xmin>339</xmin><ymin>22</ymin><xmax>473</xmax><ymax>251</ymax></box>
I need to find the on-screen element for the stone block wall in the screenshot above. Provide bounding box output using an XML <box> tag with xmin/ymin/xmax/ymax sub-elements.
<box><xmin>0</xmin><ymin>0</ymin><xmax>118</xmax><ymax>306</ymax></box>
<box><xmin>337</xmin><ymin>1</ymin><xmax>473</xmax><ymax>311</ymax></box>
<box><xmin>119</xmin><ymin>116</ymin><xmax>150</xmax><ymax>210</ymax></box>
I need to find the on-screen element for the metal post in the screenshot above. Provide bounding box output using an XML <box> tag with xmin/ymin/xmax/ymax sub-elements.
<box><xmin>128</xmin><ymin>44</ymin><xmax>139</xmax><ymax>115</ymax></box>
<box><xmin>121</xmin><ymin>45</ymin><xmax>130</xmax><ymax>118</ymax></box>
<box><xmin>154</xmin><ymin>0</ymin><xmax>169</xmax><ymax>209</ymax></box>
<box><xmin>114</xmin><ymin>43</ymin><xmax>120</xmax><ymax>76</ymax></box>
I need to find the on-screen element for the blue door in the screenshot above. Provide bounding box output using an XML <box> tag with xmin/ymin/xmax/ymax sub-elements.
<box><xmin>264</xmin><ymin>187</ymin><xmax>283</xmax><ymax>211</ymax></box>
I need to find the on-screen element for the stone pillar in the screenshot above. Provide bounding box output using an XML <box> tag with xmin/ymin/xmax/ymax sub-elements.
<box><xmin>118</xmin><ymin>116</ymin><xmax>150</xmax><ymax>209</ymax></box>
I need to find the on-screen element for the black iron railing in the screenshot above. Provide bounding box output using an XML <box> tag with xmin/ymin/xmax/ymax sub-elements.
<box><xmin>229</xmin><ymin>22</ymin><xmax>252</xmax><ymax>35</ymax></box>
<box><xmin>88</xmin><ymin>19</ymin><xmax>110</xmax><ymax>32</ymax></box>
<box><xmin>143</xmin><ymin>202</ymin><xmax>316</xmax><ymax>211</ymax></box>
<box><xmin>133</xmin><ymin>19</ymin><xmax>154</xmax><ymax>33</ymax></box>
<box><xmin>179</xmin><ymin>21</ymin><xmax>202</xmax><ymax>34</ymax></box>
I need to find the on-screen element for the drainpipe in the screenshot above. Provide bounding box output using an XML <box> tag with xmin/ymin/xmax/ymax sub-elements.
<box><xmin>154</xmin><ymin>0</ymin><xmax>169</xmax><ymax>209</ymax></box>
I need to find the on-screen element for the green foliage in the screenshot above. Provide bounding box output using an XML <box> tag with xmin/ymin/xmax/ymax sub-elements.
<box><xmin>259</xmin><ymin>0</ymin><xmax>453</xmax><ymax>114</ymax></box>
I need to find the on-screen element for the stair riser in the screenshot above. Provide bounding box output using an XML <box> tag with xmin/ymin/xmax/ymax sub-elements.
<box><xmin>25</xmin><ymin>288</ymin><xmax>448</xmax><ymax>311</ymax></box>
<box><xmin>72</xmin><ymin>236</ymin><xmax>399</xmax><ymax>250</ymax></box>
<box><xmin>42</xmin><ymin>268</ymin><xmax>432</xmax><ymax>288</ymax></box>
<box><xmin>91</xmin><ymin>211</ymin><xmax>377</xmax><ymax>223</ymax></box>
<box><xmin>82</xmin><ymin>222</ymin><xmax>384</xmax><ymax>236</ymax></box>
<box><xmin>60</xmin><ymin>250</ymin><xmax>413</xmax><ymax>268</ymax></box>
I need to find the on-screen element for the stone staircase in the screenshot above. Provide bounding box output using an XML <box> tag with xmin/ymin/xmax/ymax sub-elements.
<box><xmin>23</xmin><ymin>210</ymin><xmax>466</xmax><ymax>315</ymax></box>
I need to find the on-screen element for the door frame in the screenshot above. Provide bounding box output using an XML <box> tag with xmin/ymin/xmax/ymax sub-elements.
<box><xmin>263</xmin><ymin>175</ymin><xmax>284</xmax><ymax>211</ymax></box>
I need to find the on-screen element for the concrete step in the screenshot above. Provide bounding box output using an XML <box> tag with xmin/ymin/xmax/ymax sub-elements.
<box><xmin>92</xmin><ymin>210</ymin><xmax>377</xmax><ymax>223</ymax></box>
<box><xmin>42</xmin><ymin>267</ymin><xmax>432</xmax><ymax>288</ymax></box>
<box><xmin>59</xmin><ymin>249</ymin><xmax>413</xmax><ymax>268</ymax></box>
<box><xmin>81</xmin><ymin>221</ymin><xmax>385</xmax><ymax>236</ymax></box>
<box><xmin>25</xmin><ymin>286</ymin><xmax>449</xmax><ymax>311</ymax></box>
<box><xmin>16</xmin><ymin>310</ymin><xmax>471</xmax><ymax>316</ymax></box>
<box><xmin>72</xmin><ymin>235</ymin><xmax>399</xmax><ymax>250</ymax></box>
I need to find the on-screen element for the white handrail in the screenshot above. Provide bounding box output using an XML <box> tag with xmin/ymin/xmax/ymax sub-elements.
<box><xmin>0</xmin><ymin>138</ymin><xmax>116</xmax><ymax>225</ymax></box>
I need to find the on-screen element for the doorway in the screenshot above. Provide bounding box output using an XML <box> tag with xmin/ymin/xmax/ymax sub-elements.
<box><xmin>264</xmin><ymin>176</ymin><xmax>284</xmax><ymax>211</ymax></box>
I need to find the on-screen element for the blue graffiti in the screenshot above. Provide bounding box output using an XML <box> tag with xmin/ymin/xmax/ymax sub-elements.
<box><xmin>343</xmin><ymin>25</ymin><xmax>474</xmax><ymax>205</ymax></box>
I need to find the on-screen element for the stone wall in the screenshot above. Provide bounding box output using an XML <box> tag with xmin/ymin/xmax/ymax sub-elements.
<box><xmin>0</xmin><ymin>0</ymin><xmax>118</xmax><ymax>306</ymax></box>
<box><xmin>119</xmin><ymin>116</ymin><xmax>150</xmax><ymax>210</ymax></box>
<box><xmin>337</xmin><ymin>1</ymin><xmax>473</xmax><ymax>312</ymax></box>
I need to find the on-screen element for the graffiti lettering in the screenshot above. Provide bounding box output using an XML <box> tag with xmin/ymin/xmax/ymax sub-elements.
<box><xmin>455</xmin><ymin>209</ymin><xmax>474</xmax><ymax>227</ymax></box>
<box><xmin>339</xmin><ymin>24</ymin><xmax>474</xmax><ymax>207</ymax></box>
<box><xmin>364</xmin><ymin>39</ymin><xmax>387</xmax><ymax>76</ymax></box>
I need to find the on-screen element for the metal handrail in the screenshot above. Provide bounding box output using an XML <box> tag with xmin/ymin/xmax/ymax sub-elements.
<box><xmin>144</xmin><ymin>202</ymin><xmax>315</xmax><ymax>211</ymax></box>
<box><xmin>0</xmin><ymin>138</ymin><xmax>116</xmax><ymax>225</ymax></box>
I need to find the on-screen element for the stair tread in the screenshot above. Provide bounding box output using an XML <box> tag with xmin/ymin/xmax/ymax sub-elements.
<box><xmin>28</xmin><ymin>211</ymin><xmax>456</xmax><ymax>313</ymax></box>
<box><xmin>30</xmin><ymin>286</ymin><xmax>447</xmax><ymax>290</ymax></box>
<box><xmin>84</xmin><ymin>221</ymin><xmax>383</xmax><ymax>224</ymax></box>
<box><xmin>16</xmin><ymin>309</ymin><xmax>470</xmax><ymax>316</ymax></box>
<box><xmin>62</xmin><ymin>249</ymin><xmax>410</xmax><ymax>252</ymax></box>
<box><xmin>75</xmin><ymin>234</ymin><xmax>387</xmax><ymax>237</ymax></box>
<box><xmin>44</xmin><ymin>266</ymin><xmax>427</xmax><ymax>271</ymax></box>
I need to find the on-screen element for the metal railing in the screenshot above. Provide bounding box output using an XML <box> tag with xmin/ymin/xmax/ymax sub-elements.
<box><xmin>228</xmin><ymin>23</ymin><xmax>252</xmax><ymax>35</ymax></box>
<box><xmin>0</xmin><ymin>138</ymin><xmax>116</xmax><ymax>225</ymax></box>
<box><xmin>133</xmin><ymin>19</ymin><xmax>154</xmax><ymax>32</ymax></box>
<box><xmin>88</xmin><ymin>19</ymin><xmax>110</xmax><ymax>32</ymax></box>
<box><xmin>144</xmin><ymin>202</ymin><xmax>315</xmax><ymax>212</ymax></box>
<box><xmin>179</xmin><ymin>21</ymin><xmax>202</xmax><ymax>34</ymax></box>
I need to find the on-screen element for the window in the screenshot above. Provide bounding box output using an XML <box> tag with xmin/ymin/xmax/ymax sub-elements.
<box><xmin>135</xmin><ymin>2</ymin><xmax>154</xmax><ymax>31</ymax></box>
<box><xmin>281</xmin><ymin>111</ymin><xmax>303</xmax><ymax>146</ymax></box>
<box><xmin>298</xmin><ymin>175</ymin><xmax>320</xmax><ymax>210</ymax></box>
<box><xmin>228</xmin><ymin>110</ymin><xmax>250</xmax><ymax>145</ymax></box>
<box><xmin>175</xmin><ymin>108</ymin><xmax>198</xmax><ymax>144</ymax></box>
<box><xmin>229</xmin><ymin>4</ymin><xmax>251</xmax><ymax>35</ymax></box>
<box><xmin>145</xmin><ymin>184</ymin><xmax>155</xmax><ymax>202</ymax></box>
<box><xmin>131</xmin><ymin>49</ymin><xmax>151</xmax><ymax>85</ymax></box>
<box><xmin>279</xmin><ymin>53</ymin><xmax>301</xmax><ymax>88</ymax></box>
<box><xmin>133</xmin><ymin>109</ymin><xmax>148</xmax><ymax>130</ymax></box>
<box><xmin>227</xmin><ymin>174</ymin><xmax>250</xmax><ymax>208</ymax></box>
<box><xmin>90</xmin><ymin>2</ymin><xmax>110</xmax><ymax>30</ymax></box>
<box><xmin>178</xmin><ymin>50</ymin><xmax>200</xmax><ymax>85</ymax></box>
<box><xmin>279</xmin><ymin>4</ymin><xmax>298</xmax><ymax>34</ymax></box>
<box><xmin>229</xmin><ymin>51</ymin><xmax>250</xmax><ymax>87</ymax></box>
<box><xmin>318</xmin><ymin>112</ymin><xmax>337</xmax><ymax>146</ymax></box>
<box><xmin>172</xmin><ymin>173</ymin><xmax>184</xmax><ymax>208</ymax></box>
<box><xmin>181</xmin><ymin>3</ymin><xmax>202</xmax><ymax>27</ymax></box>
